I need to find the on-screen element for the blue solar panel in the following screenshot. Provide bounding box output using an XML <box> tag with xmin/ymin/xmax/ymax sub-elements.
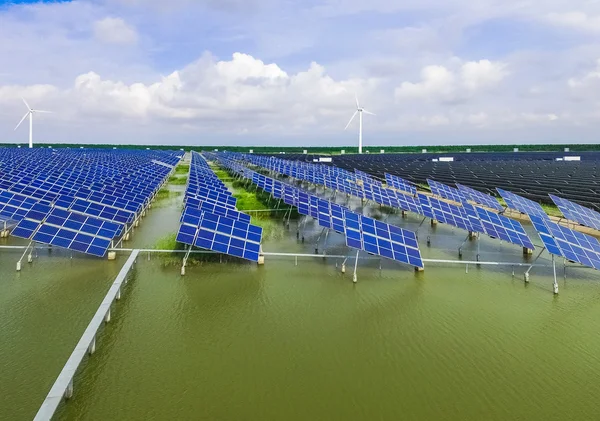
<box><xmin>360</xmin><ymin>216</ymin><xmax>423</xmax><ymax>268</ymax></box>
<box><xmin>343</xmin><ymin>210</ymin><xmax>363</xmax><ymax>250</ymax></box>
<box><xmin>457</xmin><ymin>184</ymin><xmax>503</xmax><ymax>211</ymax></box>
<box><xmin>342</xmin><ymin>210</ymin><xmax>423</xmax><ymax>268</ymax></box>
<box><xmin>549</xmin><ymin>194</ymin><xmax>600</xmax><ymax>231</ymax></box>
<box><xmin>497</xmin><ymin>188</ymin><xmax>548</xmax><ymax>219</ymax></box>
<box><xmin>394</xmin><ymin>192</ymin><xmax>423</xmax><ymax>215</ymax></box>
<box><xmin>470</xmin><ymin>205</ymin><xmax>535</xmax><ymax>250</ymax></box>
<box><xmin>530</xmin><ymin>215</ymin><xmax>600</xmax><ymax>270</ymax></box>
<box><xmin>178</xmin><ymin>211</ymin><xmax>263</xmax><ymax>262</ymax></box>
<box><xmin>385</xmin><ymin>173</ymin><xmax>417</xmax><ymax>195</ymax></box>
<box><xmin>297</xmin><ymin>191</ymin><xmax>310</xmax><ymax>216</ymax></box>
<box><xmin>427</xmin><ymin>179</ymin><xmax>465</xmax><ymax>203</ymax></box>
<box><xmin>11</xmin><ymin>205</ymin><xmax>121</xmax><ymax>257</ymax></box>
<box><xmin>418</xmin><ymin>194</ymin><xmax>472</xmax><ymax>232</ymax></box>
<box><xmin>317</xmin><ymin>199</ymin><xmax>332</xmax><ymax>229</ymax></box>
<box><xmin>330</xmin><ymin>203</ymin><xmax>346</xmax><ymax>234</ymax></box>
<box><xmin>0</xmin><ymin>189</ymin><xmax>38</xmax><ymax>221</ymax></box>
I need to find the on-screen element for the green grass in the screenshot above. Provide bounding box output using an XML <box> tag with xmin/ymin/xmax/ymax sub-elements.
<box><xmin>169</xmin><ymin>175</ymin><xmax>188</xmax><ymax>185</ymax></box>
<box><xmin>540</xmin><ymin>203</ymin><xmax>563</xmax><ymax>218</ymax></box>
<box><xmin>175</xmin><ymin>164</ymin><xmax>189</xmax><ymax>174</ymax></box>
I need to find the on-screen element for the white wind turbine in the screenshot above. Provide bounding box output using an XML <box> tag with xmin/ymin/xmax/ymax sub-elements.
<box><xmin>14</xmin><ymin>98</ymin><xmax>52</xmax><ymax>149</ymax></box>
<box><xmin>344</xmin><ymin>95</ymin><xmax>375</xmax><ymax>154</ymax></box>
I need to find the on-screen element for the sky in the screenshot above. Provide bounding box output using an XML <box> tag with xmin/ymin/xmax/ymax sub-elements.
<box><xmin>1</xmin><ymin>0</ymin><xmax>600</xmax><ymax>147</ymax></box>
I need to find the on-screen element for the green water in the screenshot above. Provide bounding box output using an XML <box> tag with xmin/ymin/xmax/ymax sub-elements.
<box><xmin>2</xmin><ymin>186</ymin><xmax>600</xmax><ymax>420</ymax></box>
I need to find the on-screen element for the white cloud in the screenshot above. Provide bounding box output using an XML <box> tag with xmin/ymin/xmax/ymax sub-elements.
<box><xmin>461</xmin><ymin>60</ymin><xmax>509</xmax><ymax>91</ymax></box>
<box><xmin>395</xmin><ymin>59</ymin><xmax>508</xmax><ymax>103</ymax></box>
<box><xmin>93</xmin><ymin>17</ymin><xmax>138</xmax><ymax>45</ymax></box>
<box><xmin>5</xmin><ymin>53</ymin><xmax>377</xmax><ymax>133</ymax></box>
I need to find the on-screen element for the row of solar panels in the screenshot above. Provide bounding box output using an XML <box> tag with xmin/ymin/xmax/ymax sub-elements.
<box><xmin>321</xmin><ymin>155</ymin><xmax>600</xmax><ymax>210</ymax></box>
<box><xmin>233</xmin><ymin>153</ymin><xmax>536</xmax><ymax>252</ymax></box>
<box><xmin>205</xmin><ymin>152</ymin><xmax>425</xmax><ymax>269</ymax></box>
<box><xmin>231</xmin><ymin>152</ymin><xmax>600</xmax><ymax>272</ymax></box>
<box><xmin>2</xmin><ymin>148</ymin><xmax>182</xmax><ymax>257</ymax></box>
<box><xmin>175</xmin><ymin>152</ymin><xmax>263</xmax><ymax>262</ymax></box>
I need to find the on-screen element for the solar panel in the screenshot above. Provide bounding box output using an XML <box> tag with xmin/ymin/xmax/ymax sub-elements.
<box><xmin>427</xmin><ymin>179</ymin><xmax>465</xmax><ymax>203</ymax></box>
<box><xmin>317</xmin><ymin>199</ymin><xmax>333</xmax><ymax>229</ymax></box>
<box><xmin>418</xmin><ymin>194</ymin><xmax>472</xmax><ymax>232</ymax></box>
<box><xmin>343</xmin><ymin>210</ymin><xmax>363</xmax><ymax>249</ymax></box>
<box><xmin>549</xmin><ymin>194</ymin><xmax>600</xmax><ymax>231</ymax></box>
<box><xmin>330</xmin><ymin>203</ymin><xmax>346</xmax><ymax>234</ymax></box>
<box><xmin>0</xmin><ymin>189</ymin><xmax>39</xmax><ymax>221</ymax></box>
<box><xmin>359</xmin><ymin>215</ymin><xmax>423</xmax><ymax>268</ymax></box>
<box><xmin>467</xmin><ymin>204</ymin><xmax>536</xmax><ymax>250</ymax></box>
<box><xmin>385</xmin><ymin>173</ymin><xmax>417</xmax><ymax>195</ymax></box>
<box><xmin>12</xmin><ymin>205</ymin><xmax>121</xmax><ymax>257</ymax></box>
<box><xmin>457</xmin><ymin>184</ymin><xmax>504</xmax><ymax>211</ymax></box>
<box><xmin>178</xmin><ymin>211</ymin><xmax>263</xmax><ymax>262</ymax></box>
<box><xmin>530</xmin><ymin>215</ymin><xmax>600</xmax><ymax>270</ymax></box>
<box><xmin>497</xmin><ymin>188</ymin><xmax>548</xmax><ymax>219</ymax></box>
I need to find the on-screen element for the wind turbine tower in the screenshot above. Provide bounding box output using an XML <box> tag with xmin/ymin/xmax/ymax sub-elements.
<box><xmin>344</xmin><ymin>95</ymin><xmax>375</xmax><ymax>154</ymax></box>
<box><xmin>15</xmin><ymin>98</ymin><xmax>52</xmax><ymax>148</ymax></box>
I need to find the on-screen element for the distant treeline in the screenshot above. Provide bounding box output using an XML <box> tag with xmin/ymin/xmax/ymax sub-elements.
<box><xmin>1</xmin><ymin>143</ymin><xmax>600</xmax><ymax>153</ymax></box>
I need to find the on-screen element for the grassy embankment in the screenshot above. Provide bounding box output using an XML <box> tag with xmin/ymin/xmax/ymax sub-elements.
<box><xmin>214</xmin><ymin>165</ymin><xmax>298</xmax><ymax>241</ymax></box>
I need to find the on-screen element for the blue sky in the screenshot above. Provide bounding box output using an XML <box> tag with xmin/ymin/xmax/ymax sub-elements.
<box><xmin>1</xmin><ymin>0</ymin><xmax>600</xmax><ymax>146</ymax></box>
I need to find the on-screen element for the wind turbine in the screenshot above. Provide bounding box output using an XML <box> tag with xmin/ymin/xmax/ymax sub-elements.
<box><xmin>14</xmin><ymin>98</ymin><xmax>52</xmax><ymax>149</ymax></box>
<box><xmin>344</xmin><ymin>95</ymin><xmax>375</xmax><ymax>154</ymax></box>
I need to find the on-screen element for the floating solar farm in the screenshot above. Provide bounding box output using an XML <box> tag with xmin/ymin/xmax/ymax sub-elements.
<box><xmin>2</xmin><ymin>147</ymin><xmax>600</xmax><ymax>293</ymax></box>
<box><xmin>0</xmin><ymin>148</ymin><xmax>181</xmax><ymax>257</ymax></box>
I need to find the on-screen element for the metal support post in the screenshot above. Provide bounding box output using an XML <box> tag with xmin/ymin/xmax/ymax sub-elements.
<box><xmin>353</xmin><ymin>249</ymin><xmax>360</xmax><ymax>283</ymax></box>
<box><xmin>552</xmin><ymin>255</ymin><xmax>559</xmax><ymax>295</ymax></box>
<box><xmin>524</xmin><ymin>247</ymin><xmax>546</xmax><ymax>283</ymax></box>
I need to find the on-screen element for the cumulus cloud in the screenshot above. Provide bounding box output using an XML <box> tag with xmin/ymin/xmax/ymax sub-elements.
<box><xmin>395</xmin><ymin>60</ymin><xmax>508</xmax><ymax>103</ymax></box>
<box><xmin>3</xmin><ymin>53</ymin><xmax>376</xmax><ymax>133</ymax></box>
<box><xmin>93</xmin><ymin>17</ymin><xmax>138</xmax><ymax>44</ymax></box>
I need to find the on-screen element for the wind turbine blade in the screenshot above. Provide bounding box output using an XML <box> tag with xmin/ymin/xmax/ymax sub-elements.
<box><xmin>355</xmin><ymin>94</ymin><xmax>360</xmax><ymax>109</ymax></box>
<box><xmin>14</xmin><ymin>111</ymin><xmax>29</xmax><ymax>131</ymax></box>
<box><xmin>362</xmin><ymin>109</ymin><xmax>376</xmax><ymax>116</ymax></box>
<box><xmin>344</xmin><ymin>111</ymin><xmax>358</xmax><ymax>130</ymax></box>
<box><xmin>22</xmin><ymin>97</ymin><xmax>31</xmax><ymax>110</ymax></box>
<box><xmin>32</xmin><ymin>109</ymin><xmax>53</xmax><ymax>114</ymax></box>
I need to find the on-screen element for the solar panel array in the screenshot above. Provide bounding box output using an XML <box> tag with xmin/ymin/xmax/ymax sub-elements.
<box><xmin>385</xmin><ymin>173</ymin><xmax>417</xmax><ymax>195</ymax></box>
<box><xmin>427</xmin><ymin>179</ymin><xmax>465</xmax><ymax>203</ymax></box>
<box><xmin>550</xmin><ymin>194</ymin><xmax>600</xmax><ymax>231</ymax></box>
<box><xmin>497</xmin><ymin>188</ymin><xmax>549</xmax><ymax>219</ymax></box>
<box><xmin>1</xmin><ymin>148</ymin><xmax>180</xmax><ymax>257</ymax></box>
<box><xmin>175</xmin><ymin>152</ymin><xmax>262</xmax><ymax>262</ymax></box>
<box><xmin>207</xmin><ymin>152</ymin><xmax>425</xmax><ymax>269</ymax></box>
<box><xmin>217</xmin><ymin>152</ymin><xmax>538</xmax><ymax>251</ymax></box>
<box><xmin>457</xmin><ymin>183</ymin><xmax>504</xmax><ymax>211</ymax></box>
<box><xmin>531</xmin><ymin>215</ymin><xmax>600</xmax><ymax>270</ymax></box>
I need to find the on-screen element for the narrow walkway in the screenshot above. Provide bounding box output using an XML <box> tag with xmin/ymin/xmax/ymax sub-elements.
<box><xmin>33</xmin><ymin>250</ymin><xmax>140</xmax><ymax>421</ymax></box>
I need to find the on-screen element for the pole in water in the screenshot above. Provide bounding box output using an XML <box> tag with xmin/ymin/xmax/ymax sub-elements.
<box><xmin>552</xmin><ymin>255</ymin><xmax>559</xmax><ymax>295</ymax></box>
